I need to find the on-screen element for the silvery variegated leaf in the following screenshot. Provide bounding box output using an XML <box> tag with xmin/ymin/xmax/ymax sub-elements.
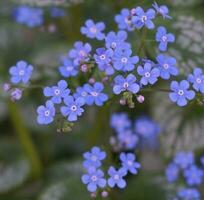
<box><xmin>168</xmin><ymin>0</ymin><xmax>202</xmax><ymax>7</ymax></box>
<box><xmin>168</xmin><ymin>15</ymin><xmax>204</xmax><ymax>74</ymax></box>
<box><xmin>0</xmin><ymin>159</ymin><xmax>30</xmax><ymax>193</ymax></box>
<box><xmin>151</xmin><ymin>91</ymin><xmax>204</xmax><ymax>158</ymax></box>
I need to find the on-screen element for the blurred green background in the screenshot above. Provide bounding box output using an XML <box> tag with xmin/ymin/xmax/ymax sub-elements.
<box><xmin>1</xmin><ymin>0</ymin><xmax>204</xmax><ymax>199</ymax></box>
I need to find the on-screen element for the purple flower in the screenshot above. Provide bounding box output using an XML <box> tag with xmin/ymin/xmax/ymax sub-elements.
<box><xmin>188</xmin><ymin>68</ymin><xmax>204</xmax><ymax>93</ymax></box>
<box><xmin>105</xmin><ymin>31</ymin><xmax>130</xmax><ymax>50</ymax></box>
<box><xmin>37</xmin><ymin>100</ymin><xmax>55</xmax><ymax>125</ymax></box>
<box><xmin>165</xmin><ymin>163</ymin><xmax>179</xmax><ymax>183</ymax></box>
<box><xmin>156</xmin><ymin>54</ymin><xmax>178</xmax><ymax>80</ymax></box>
<box><xmin>118</xmin><ymin>130</ymin><xmax>138</xmax><ymax>149</ymax></box>
<box><xmin>132</xmin><ymin>7</ymin><xmax>155</xmax><ymax>29</ymax></box>
<box><xmin>152</xmin><ymin>2</ymin><xmax>172</xmax><ymax>19</ymax></box>
<box><xmin>137</xmin><ymin>63</ymin><xmax>160</xmax><ymax>85</ymax></box>
<box><xmin>59</xmin><ymin>58</ymin><xmax>78</xmax><ymax>78</ymax></box>
<box><xmin>9</xmin><ymin>60</ymin><xmax>33</xmax><ymax>84</ymax></box>
<box><xmin>113</xmin><ymin>48</ymin><xmax>139</xmax><ymax>71</ymax></box>
<box><xmin>50</xmin><ymin>7</ymin><xmax>65</xmax><ymax>18</ymax></box>
<box><xmin>115</xmin><ymin>8</ymin><xmax>134</xmax><ymax>31</ymax></box>
<box><xmin>120</xmin><ymin>153</ymin><xmax>141</xmax><ymax>174</ymax></box>
<box><xmin>113</xmin><ymin>74</ymin><xmax>140</xmax><ymax>94</ymax></box>
<box><xmin>84</xmin><ymin>82</ymin><xmax>108</xmax><ymax>106</ymax></box>
<box><xmin>94</xmin><ymin>48</ymin><xmax>114</xmax><ymax>75</ymax></box>
<box><xmin>156</xmin><ymin>26</ymin><xmax>175</xmax><ymax>51</ymax></box>
<box><xmin>184</xmin><ymin>165</ymin><xmax>204</xmax><ymax>186</ymax></box>
<box><xmin>169</xmin><ymin>80</ymin><xmax>195</xmax><ymax>107</ymax></box>
<box><xmin>178</xmin><ymin>188</ymin><xmax>200</xmax><ymax>200</ymax></box>
<box><xmin>81</xmin><ymin>19</ymin><xmax>105</xmax><ymax>40</ymax></box>
<box><xmin>69</xmin><ymin>41</ymin><xmax>92</xmax><ymax>65</ymax></box>
<box><xmin>11</xmin><ymin>88</ymin><xmax>22</xmax><ymax>101</ymax></box>
<box><xmin>82</xmin><ymin>168</ymin><xmax>106</xmax><ymax>192</ymax></box>
<box><xmin>60</xmin><ymin>96</ymin><xmax>85</xmax><ymax>121</ymax></box>
<box><xmin>110</xmin><ymin>113</ymin><xmax>131</xmax><ymax>132</ymax></box>
<box><xmin>43</xmin><ymin>80</ymin><xmax>70</xmax><ymax>104</ymax></box>
<box><xmin>174</xmin><ymin>152</ymin><xmax>194</xmax><ymax>169</ymax></box>
<box><xmin>108</xmin><ymin>167</ymin><xmax>127</xmax><ymax>189</ymax></box>
<box><xmin>83</xmin><ymin>146</ymin><xmax>106</xmax><ymax>169</ymax></box>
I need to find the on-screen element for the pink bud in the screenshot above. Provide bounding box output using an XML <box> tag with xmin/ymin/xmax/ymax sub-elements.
<box><xmin>131</xmin><ymin>8</ymin><xmax>136</xmax><ymax>15</ymax></box>
<box><xmin>3</xmin><ymin>83</ymin><xmax>11</xmax><ymax>92</ymax></box>
<box><xmin>90</xmin><ymin>192</ymin><xmax>97</xmax><ymax>198</ymax></box>
<box><xmin>102</xmin><ymin>76</ymin><xmax>109</xmax><ymax>83</ymax></box>
<box><xmin>81</xmin><ymin>64</ymin><xmax>88</xmax><ymax>72</ymax></box>
<box><xmin>88</xmin><ymin>78</ymin><xmax>95</xmax><ymax>84</ymax></box>
<box><xmin>101</xmin><ymin>191</ymin><xmax>108</xmax><ymax>198</ymax></box>
<box><xmin>119</xmin><ymin>99</ymin><xmax>126</xmax><ymax>105</ymax></box>
<box><xmin>137</xmin><ymin>95</ymin><xmax>145</xmax><ymax>103</ymax></box>
<box><xmin>48</xmin><ymin>24</ymin><xmax>57</xmax><ymax>33</ymax></box>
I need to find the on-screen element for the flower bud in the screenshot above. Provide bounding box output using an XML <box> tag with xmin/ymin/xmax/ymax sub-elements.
<box><xmin>101</xmin><ymin>190</ymin><xmax>108</xmax><ymax>198</ymax></box>
<box><xmin>3</xmin><ymin>83</ymin><xmax>11</xmax><ymax>92</ymax></box>
<box><xmin>88</xmin><ymin>78</ymin><xmax>95</xmax><ymax>84</ymax></box>
<box><xmin>137</xmin><ymin>95</ymin><xmax>145</xmax><ymax>103</ymax></box>
<box><xmin>11</xmin><ymin>88</ymin><xmax>22</xmax><ymax>101</ymax></box>
<box><xmin>81</xmin><ymin>64</ymin><xmax>88</xmax><ymax>72</ymax></box>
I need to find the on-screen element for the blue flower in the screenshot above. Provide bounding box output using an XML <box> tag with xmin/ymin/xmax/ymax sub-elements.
<box><xmin>113</xmin><ymin>48</ymin><xmax>139</xmax><ymax>71</ymax></box>
<box><xmin>37</xmin><ymin>100</ymin><xmax>55</xmax><ymax>125</ymax></box>
<box><xmin>110</xmin><ymin>113</ymin><xmax>131</xmax><ymax>132</ymax></box>
<box><xmin>134</xmin><ymin>117</ymin><xmax>160</xmax><ymax>138</ymax></box>
<box><xmin>14</xmin><ymin>6</ymin><xmax>43</xmax><ymax>28</ymax></box>
<box><xmin>59</xmin><ymin>58</ymin><xmax>78</xmax><ymax>78</ymax></box>
<box><xmin>165</xmin><ymin>163</ymin><xmax>179</xmax><ymax>183</ymax></box>
<box><xmin>188</xmin><ymin>68</ymin><xmax>204</xmax><ymax>93</ymax></box>
<box><xmin>60</xmin><ymin>96</ymin><xmax>85</xmax><ymax>121</ymax></box>
<box><xmin>11</xmin><ymin>88</ymin><xmax>22</xmax><ymax>101</ymax></box>
<box><xmin>69</xmin><ymin>41</ymin><xmax>92</xmax><ymax>65</ymax></box>
<box><xmin>152</xmin><ymin>2</ymin><xmax>172</xmax><ymax>19</ymax></box>
<box><xmin>174</xmin><ymin>152</ymin><xmax>194</xmax><ymax>169</ymax></box>
<box><xmin>184</xmin><ymin>165</ymin><xmax>204</xmax><ymax>186</ymax></box>
<box><xmin>118</xmin><ymin>130</ymin><xmax>139</xmax><ymax>149</ymax></box>
<box><xmin>43</xmin><ymin>80</ymin><xmax>70</xmax><ymax>104</ymax></box>
<box><xmin>156</xmin><ymin>26</ymin><xmax>175</xmax><ymax>51</ymax></box>
<box><xmin>50</xmin><ymin>7</ymin><xmax>65</xmax><ymax>18</ymax></box>
<box><xmin>132</xmin><ymin>7</ymin><xmax>155</xmax><ymax>29</ymax></box>
<box><xmin>177</xmin><ymin>188</ymin><xmax>200</xmax><ymax>200</ymax></box>
<box><xmin>169</xmin><ymin>80</ymin><xmax>195</xmax><ymax>107</ymax></box>
<box><xmin>120</xmin><ymin>153</ymin><xmax>141</xmax><ymax>174</ymax></box>
<box><xmin>9</xmin><ymin>60</ymin><xmax>33</xmax><ymax>84</ymax></box>
<box><xmin>83</xmin><ymin>146</ymin><xmax>106</xmax><ymax>169</ymax></box>
<box><xmin>200</xmin><ymin>156</ymin><xmax>204</xmax><ymax>166</ymax></box>
<box><xmin>105</xmin><ymin>31</ymin><xmax>130</xmax><ymax>50</ymax></box>
<box><xmin>84</xmin><ymin>82</ymin><xmax>108</xmax><ymax>106</ymax></box>
<box><xmin>115</xmin><ymin>8</ymin><xmax>134</xmax><ymax>31</ymax></box>
<box><xmin>137</xmin><ymin>63</ymin><xmax>160</xmax><ymax>85</ymax></box>
<box><xmin>108</xmin><ymin>167</ymin><xmax>127</xmax><ymax>189</ymax></box>
<box><xmin>82</xmin><ymin>168</ymin><xmax>106</xmax><ymax>192</ymax></box>
<box><xmin>74</xmin><ymin>85</ymin><xmax>89</xmax><ymax>101</ymax></box>
<box><xmin>81</xmin><ymin>19</ymin><xmax>105</xmax><ymax>40</ymax></box>
<box><xmin>113</xmin><ymin>74</ymin><xmax>140</xmax><ymax>94</ymax></box>
<box><xmin>156</xmin><ymin>54</ymin><xmax>178</xmax><ymax>80</ymax></box>
<box><xmin>94</xmin><ymin>48</ymin><xmax>114</xmax><ymax>75</ymax></box>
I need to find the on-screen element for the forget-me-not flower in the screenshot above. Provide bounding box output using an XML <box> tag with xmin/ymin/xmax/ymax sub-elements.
<box><xmin>59</xmin><ymin>58</ymin><xmax>78</xmax><ymax>78</ymax></box>
<box><xmin>174</xmin><ymin>151</ymin><xmax>194</xmax><ymax>169</ymax></box>
<box><xmin>177</xmin><ymin>188</ymin><xmax>200</xmax><ymax>200</ymax></box>
<box><xmin>165</xmin><ymin>163</ymin><xmax>179</xmax><ymax>183</ymax></box>
<box><xmin>152</xmin><ymin>2</ymin><xmax>172</xmax><ymax>19</ymax></box>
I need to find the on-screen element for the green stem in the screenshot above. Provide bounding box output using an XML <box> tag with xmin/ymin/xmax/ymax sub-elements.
<box><xmin>137</xmin><ymin>28</ymin><xmax>147</xmax><ymax>57</ymax></box>
<box><xmin>8</xmin><ymin>101</ymin><xmax>42</xmax><ymax>179</ymax></box>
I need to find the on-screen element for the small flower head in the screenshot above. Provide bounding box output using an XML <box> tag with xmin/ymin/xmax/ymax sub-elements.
<box><xmin>152</xmin><ymin>2</ymin><xmax>172</xmax><ymax>19</ymax></box>
<box><xmin>120</xmin><ymin>153</ymin><xmax>141</xmax><ymax>174</ymax></box>
<box><xmin>82</xmin><ymin>168</ymin><xmax>106</xmax><ymax>192</ymax></box>
<box><xmin>69</xmin><ymin>41</ymin><xmax>92</xmax><ymax>65</ymax></box>
<box><xmin>60</xmin><ymin>96</ymin><xmax>85</xmax><ymax>121</ymax></box>
<box><xmin>174</xmin><ymin>152</ymin><xmax>194</xmax><ymax>169</ymax></box>
<box><xmin>3</xmin><ymin>83</ymin><xmax>11</xmax><ymax>92</ymax></box>
<box><xmin>156</xmin><ymin>54</ymin><xmax>178</xmax><ymax>80</ymax></box>
<box><xmin>11</xmin><ymin>88</ymin><xmax>22</xmax><ymax>101</ymax></box>
<box><xmin>37</xmin><ymin>100</ymin><xmax>55</xmax><ymax>125</ymax></box>
<box><xmin>83</xmin><ymin>146</ymin><xmax>106</xmax><ymax>169</ymax></box>
<box><xmin>137</xmin><ymin>95</ymin><xmax>145</xmax><ymax>103</ymax></box>
<box><xmin>108</xmin><ymin>166</ymin><xmax>127</xmax><ymax>189</ymax></box>
<box><xmin>156</xmin><ymin>26</ymin><xmax>175</xmax><ymax>51</ymax></box>
<box><xmin>169</xmin><ymin>80</ymin><xmax>195</xmax><ymax>107</ymax></box>
<box><xmin>113</xmin><ymin>74</ymin><xmax>140</xmax><ymax>95</ymax></box>
<box><xmin>188</xmin><ymin>68</ymin><xmax>204</xmax><ymax>93</ymax></box>
<box><xmin>137</xmin><ymin>63</ymin><xmax>160</xmax><ymax>86</ymax></box>
<box><xmin>9</xmin><ymin>60</ymin><xmax>33</xmax><ymax>84</ymax></box>
<box><xmin>43</xmin><ymin>80</ymin><xmax>70</xmax><ymax>104</ymax></box>
<box><xmin>165</xmin><ymin>163</ymin><xmax>179</xmax><ymax>183</ymax></box>
<box><xmin>132</xmin><ymin>7</ymin><xmax>155</xmax><ymax>29</ymax></box>
<box><xmin>59</xmin><ymin>58</ymin><xmax>78</xmax><ymax>78</ymax></box>
<box><xmin>81</xmin><ymin>19</ymin><xmax>105</xmax><ymax>40</ymax></box>
<box><xmin>177</xmin><ymin>188</ymin><xmax>200</xmax><ymax>200</ymax></box>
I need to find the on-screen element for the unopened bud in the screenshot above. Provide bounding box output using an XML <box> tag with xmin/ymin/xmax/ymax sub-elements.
<box><xmin>101</xmin><ymin>191</ymin><xmax>108</xmax><ymax>198</ymax></box>
<box><xmin>90</xmin><ymin>192</ymin><xmax>97</xmax><ymax>198</ymax></box>
<box><xmin>137</xmin><ymin>95</ymin><xmax>145</xmax><ymax>103</ymax></box>
<box><xmin>88</xmin><ymin>78</ymin><xmax>95</xmax><ymax>84</ymax></box>
<box><xmin>11</xmin><ymin>88</ymin><xmax>22</xmax><ymax>101</ymax></box>
<box><xmin>119</xmin><ymin>99</ymin><xmax>126</xmax><ymax>105</ymax></box>
<box><xmin>81</xmin><ymin>64</ymin><xmax>88</xmax><ymax>72</ymax></box>
<box><xmin>3</xmin><ymin>83</ymin><xmax>11</xmax><ymax>92</ymax></box>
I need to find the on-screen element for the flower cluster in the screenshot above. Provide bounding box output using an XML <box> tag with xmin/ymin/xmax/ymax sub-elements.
<box><xmin>81</xmin><ymin>146</ymin><xmax>140</xmax><ymax>197</ymax></box>
<box><xmin>165</xmin><ymin>151</ymin><xmax>204</xmax><ymax>200</ymax></box>
<box><xmin>110</xmin><ymin>113</ymin><xmax>160</xmax><ymax>151</ymax></box>
<box><xmin>3</xmin><ymin>60</ymin><xmax>33</xmax><ymax>101</ymax></box>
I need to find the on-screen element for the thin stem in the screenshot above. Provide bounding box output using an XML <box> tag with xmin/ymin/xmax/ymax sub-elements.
<box><xmin>141</xmin><ymin>88</ymin><xmax>171</xmax><ymax>93</ymax></box>
<box><xmin>8</xmin><ymin>101</ymin><xmax>43</xmax><ymax>178</ymax></box>
<box><xmin>137</xmin><ymin>28</ymin><xmax>147</xmax><ymax>56</ymax></box>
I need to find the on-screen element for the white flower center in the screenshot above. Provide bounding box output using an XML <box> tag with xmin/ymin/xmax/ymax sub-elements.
<box><xmin>79</xmin><ymin>50</ymin><xmax>86</xmax><ymax>57</ymax></box>
<box><xmin>54</xmin><ymin>89</ymin><xmax>60</xmax><ymax>95</ymax></box>
<box><xmin>91</xmin><ymin>91</ymin><xmax>98</xmax><ymax>97</ymax></box>
<box><xmin>71</xmin><ymin>105</ymin><xmax>77</xmax><ymax>111</ymax></box>
<box><xmin>19</xmin><ymin>70</ymin><xmax>25</xmax><ymax>76</ymax></box>
<box><xmin>91</xmin><ymin>155</ymin><xmax>97</xmax><ymax>161</ymax></box>
<box><xmin>123</xmin><ymin>82</ymin><xmax>129</xmax><ymax>88</ymax></box>
<box><xmin>141</xmin><ymin>15</ymin><xmax>147</xmax><ymax>22</ymax></box>
<box><xmin>127</xmin><ymin>160</ymin><xmax>133</xmax><ymax>166</ymax></box>
<box><xmin>111</xmin><ymin>42</ymin><xmax>117</xmax><ymax>49</ymax></box>
<box><xmin>121</xmin><ymin>57</ymin><xmax>128</xmax><ymax>63</ymax></box>
<box><xmin>178</xmin><ymin>90</ymin><xmax>184</xmax><ymax>96</ymax></box>
<box><xmin>114</xmin><ymin>174</ymin><xmax>120</xmax><ymax>180</ymax></box>
<box><xmin>67</xmin><ymin>66</ymin><xmax>73</xmax><ymax>71</ymax></box>
<box><xmin>163</xmin><ymin>64</ymin><xmax>169</xmax><ymax>69</ymax></box>
<box><xmin>81</xmin><ymin>91</ymin><xmax>87</xmax><ymax>97</ymax></box>
<box><xmin>44</xmin><ymin>110</ymin><xmax>50</xmax><ymax>116</ymax></box>
<box><xmin>90</xmin><ymin>27</ymin><xmax>97</xmax><ymax>34</ymax></box>
<box><xmin>162</xmin><ymin>36</ymin><xmax>168</xmax><ymax>42</ymax></box>
<box><xmin>91</xmin><ymin>175</ymin><xmax>98</xmax><ymax>182</ymax></box>
<box><xmin>145</xmin><ymin>72</ymin><xmax>151</xmax><ymax>78</ymax></box>
<box><xmin>196</xmin><ymin>78</ymin><xmax>202</xmax><ymax>84</ymax></box>
<box><xmin>100</xmin><ymin>54</ymin><xmax>106</xmax><ymax>60</ymax></box>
